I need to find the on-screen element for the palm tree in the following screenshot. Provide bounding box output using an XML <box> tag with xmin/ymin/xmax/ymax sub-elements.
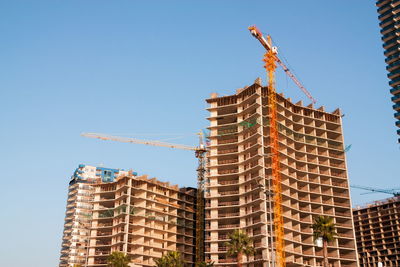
<box><xmin>225</xmin><ymin>229</ymin><xmax>255</xmax><ymax>267</ymax></box>
<box><xmin>107</xmin><ymin>251</ymin><xmax>131</xmax><ymax>267</ymax></box>
<box><xmin>311</xmin><ymin>215</ymin><xmax>337</xmax><ymax>267</ymax></box>
<box><xmin>155</xmin><ymin>251</ymin><xmax>185</xmax><ymax>267</ymax></box>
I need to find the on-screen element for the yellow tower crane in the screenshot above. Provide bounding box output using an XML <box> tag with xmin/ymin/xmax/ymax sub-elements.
<box><xmin>81</xmin><ymin>132</ymin><xmax>207</xmax><ymax>263</ymax></box>
<box><xmin>248</xmin><ymin>25</ymin><xmax>316</xmax><ymax>267</ymax></box>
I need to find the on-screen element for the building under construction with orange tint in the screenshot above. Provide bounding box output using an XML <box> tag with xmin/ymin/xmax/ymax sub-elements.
<box><xmin>204</xmin><ymin>78</ymin><xmax>359</xmax><ymax>267</ymax></box>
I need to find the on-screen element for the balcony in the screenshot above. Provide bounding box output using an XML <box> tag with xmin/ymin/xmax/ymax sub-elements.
<box><xmin>377</xmin><ymin>0</ymin><xmax>391</xmax><ymax>7</ymax></box>
<box><xmin>218</xmin><ymin>159</ymin><xmax>239</xmax><ymax>164</ymax></box>
<box><xmin>218</xmin><ymin>169</ymin><xmax>238</xmax><ymax>175</ymax></box>
<box><xmin>218</xmin><ymin>201</ymin><xmax>239</xmax><ymax>207</ymax></box>
<box><xmin>390</xmin><ymin>85</ymin><xmax>400</xmax><ymax>95</ymax></box>
<box><xmin>329</xmin><ymin>152</ymin><xmax>344</xmax><ymax>159</ymax></box>
<box><xmin>389</xmin><ymin>76</ymin><xmax>400</xmax><ymax>86</ymax></box>
<box><xmin>219</xmin><ymin>224</ymin><xmax>240</xmax><ymax>229</ymax></box>
<box><xmin>218</xmin><ymin>246</ymin><xmax>227</xmax><ymax>252</ymax></box>
<box><xmin>218</xmin><ymin>180</ymin><xmax>238</xmax><ymax>186</ymax></box>
<box><xmin>331</xmin><ymin>171</ymin><xmax>346</xmax><ymax>178</ymax></box>
<box><xmin>218</xmin><ymin>212</ymin><xmax>240</xmax><ymax>218</ymax></box>
<box><xmin>98</xmin><ymin>223</ymin><xmax>113</xmax><ymax>228</ymax></box>
<box><xmin>332</xmin><ymin>181</ymin><xmax>347</xmax><ymax>188</ymax></box>
<box><xmin>218</xmin><ymin>139</ymin><xmax>238</xmax><ymax>145</ymax></box>
<box><xmin>219</xmin><ymin>190</ymin><xmax>239</xmax><ymax>196</ymax></box>
<box><xmin>218</xmin><ymin>234</ymin><xmax>228</xmax><ymax>240</ymax></box>
<box><xmin>219</xmin><ymin>258</ymin><xmax>237</xmax><ymax>263</ymax></box>
<box><xmin>218</xmin><ymin>148</ymin><xmax>238</xmax><ymax>155</ymax></box>
<box><xmin>97</xmin><ymin>231</ymin><xmax>112</xmax><ymax>236</ymax></box>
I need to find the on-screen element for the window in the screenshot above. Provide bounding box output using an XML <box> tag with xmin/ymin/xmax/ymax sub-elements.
<box><xmin>102</xmin><ymin>170</ymin><xmax>114</xmax><ymax>182</ymax></box>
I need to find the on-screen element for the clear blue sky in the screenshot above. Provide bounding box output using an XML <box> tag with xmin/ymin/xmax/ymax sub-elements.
<box><xmin>0</xmin><ymin>1</ymin><xmax>398</xmax><ymax>266</ymax></box>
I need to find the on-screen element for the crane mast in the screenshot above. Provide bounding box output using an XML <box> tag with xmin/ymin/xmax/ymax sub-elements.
<box><xmin>81</xmin><ymin>132</ymin><xmax>206</xmax><ymax>263</ymax></box>
<box><xmin>264</xmin><ymin>34</ymin><xmax>286</xmax><ymax>267</ymax></box>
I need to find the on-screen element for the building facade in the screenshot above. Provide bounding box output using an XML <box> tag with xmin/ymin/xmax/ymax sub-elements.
<box><xmin>87</xmin><ymin>174</ymin><xmax>197</xmax><ymax>267</ymax></box>
<box><xmin>60</xmin><ymin>165</ymin><xmax>130</xmax><ymax>267</ymax></box>
<box><xmin>205</xmin><ymin>79</ymin><xmax>359</xmax><ymax>267</ymax></box>
<box><xmin>59</xmin><ymin>164</ymin><xmax>196</xmax><ymax>267</ymax></box>
<box><xmin>376</xmin><ymin>0</ymin><xmax>400</xmax><ymax>143</ymax></box>
<box><xmin>353</xmin><ymin>196</ymin><xmax>400</xmax><ymax>267</ymax></box>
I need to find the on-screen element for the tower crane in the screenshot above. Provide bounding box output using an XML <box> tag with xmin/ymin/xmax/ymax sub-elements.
<box><xmin>351</xmin><ymin>185</ymin><xmax>400</xmax><ymax>197</ymax></box>
<box><xmin>81</xmin><ymin>132</ymin><xmax>207</xmax><ymax>263</ymax></box>
<box><xmin>248</xmin><ymin>25</ymin><xmax>316</xmax><ymax>104</ymax></box>
<box><xmin>248</xmin><ymin>25</ymin><xmax>316</xmax><ymax>267</ymax></box>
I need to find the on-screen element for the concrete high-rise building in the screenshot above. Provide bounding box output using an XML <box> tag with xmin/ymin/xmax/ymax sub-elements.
<box><xmin>87</xmin><ymin>174</ymin><xmax>197</xmax><ymax>266</ymax></box>
<box><xmin>376</xmin><ymin>0</ymin><xmax>400</xmax><ymax>143</ymax></box>
<box><xmin>204</xmin><ymin>79</ymin><xmax>359</xmax><ymax>267</ymax></box>
<box><xmin>59</xmin><ymin>164</ymin><xmax>196</xmax><ymax>267</ymax></box>
<box><xmin>353</xmin><ymin>196</ymin><xmax>400</xmax><ymax>267</ymax></box>
<box><xmin>59</xmin><ymin>165</ymin><xmax>130</xmax><ymax>267</ymax></box>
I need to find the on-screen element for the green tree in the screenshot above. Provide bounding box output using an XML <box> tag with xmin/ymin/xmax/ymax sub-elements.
<box><xmin>196</xmin><ymin>260</ymin><xmax>215</xmax><ymax>267</ymax></box>
<box><xmin>311</xmin><ymin>215</ymin><xmax>338</xmax><ymax>267</ymax></box>
<box><xmin>107</xmin><ymin>251</ymin><xmax>131</xmax><ymax>267</ymax></box>
<box><xmin>225</xmin><ymin>230</ymin><xmax>255</xmax><ymax>267</ymax></box>
<box><xmin>155</xmin><ymin>251</ymin><xmax>185</xmax><ymax>267</ymax></box>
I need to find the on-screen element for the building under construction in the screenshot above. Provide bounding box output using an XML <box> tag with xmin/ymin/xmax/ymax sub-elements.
<box><xmin>87</xmin><ymin>174</ymin><xmax>197</xmax><ymax>266</ymax></box>
<box><xmin>59</xmin><ymin>165</ymin><xmax>131</xmax><ymax>267</ymax></box>
<box><xmin>59</xmin><ymin>165</ymin><xmax>197</xmax><ymax>267</ymax></box>
<box><xmin>204</xmin><ymin>79</ymin><xmax>359</xmax><ymax>267</ymax></box>
<box><xmin>353</xmin><ymin>196</ymin><xmax>400</xmax><ymax>267</ymax></box>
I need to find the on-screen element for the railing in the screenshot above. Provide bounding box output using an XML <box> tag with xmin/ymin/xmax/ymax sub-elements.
<box><xmin>218</xmin><ymin>201</ymin><xmax>239</xmax><ymax>206</ymax></box>
<box><xmin>218</xmin><ymin>139</ymin><xmax>238</xmax><ymax>144</ymax></box>
<box><xmin>332</xmin><ymin>181</ymin><xmax>347</xmax><ymax>187</ymax></box>
<box><xmin>253</xmin><ymin>218</ymin><xmax>261</xmax><ymax>224</ymax></box>
<box><xmin>218</xmin><ymin>159</ymin><xmax>239</xmax><ymax>164</ymax></box>
<box><xmin>95</xmin><ymin>250</ymin><xmax>109</xmax><ymax>255</ymax></box>
<box><xmin>334</xmin><ymin>202</ymin><xmax>350</xmax><ymax>208</ymax></box>
<box><xmin>97</xmin><ymin>232</ymin><xmax>112</xmax><ymax>236</ymax></box>
<box><xmin>329</xmin><ymin>152</ymin><xmax>344</xmax><ymax>159</ymax></box>
<box><xmin>339</xmin><ymin>232</ymin><xmax>354</xmax><ymax>238</ymax></box>
<box><xmin>218</xmin><ymin>212</ymin><xmax>240</xmax><ymax>218</ymax></box>
<box><xmin>218</xmin><ymin>149</ymin><xmax>238</xmax><ymax>154</ymax></box>
<box><xmin>336</xmin><ymin>210</ymin><xmax>350</xmax><ymax>217</ymax></box>
<box><xmin>330</xmin><ymin>162</ymin><xmax>345</xmax><ymax>168</ymax></box>
<box><xmin>98</xmin><ymin>223</ymin><xmax>113</xmax><ymax>227</ymax></box>
<box><xmin>219</xmin><ymin>258</ymin><xmax>237</xmax><ymax>263</ymax></box>
<box><xmin>252</xmin><ymin>207</ymin><xmax>261</xmax><ymax>212</ymax></box>
<box><xmin>219</xmin><ymin>180</ymin><xmax>238</xmax><ymax>185</ymax></box>
<box><xmin>331</xmin><ymin>171</ymin><xmax>346</xmax><ymax>178</ymax></box>
<box><xmin>219</xmin><ymin>224</ymin><xmax>240</xmax><ymax>229</ymax></box>
<box><xmin>218</xmin><ymin>169</ymin><xmax>238</xmax><ymax>175</ymax></box>
<box><xmin>219</xmin><ymin>190</ymin><xmax>239</xmax><ymax>196</ymax></box>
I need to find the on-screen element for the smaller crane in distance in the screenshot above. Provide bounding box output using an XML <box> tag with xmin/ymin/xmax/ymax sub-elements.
<box><xmin>81</xmin><ymin>132</ymin><xmax>207</xmax><ymax>263</ymax></box>
<box><xmin>351</xmin><ymin>185</ymin><xmax>400</xmax><ymax>197</ymax></box>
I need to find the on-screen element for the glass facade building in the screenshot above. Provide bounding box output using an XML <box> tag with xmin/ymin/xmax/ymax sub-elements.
<box><xmin>376</xmin><ymin>0</ymin><xmax>400</xmax><ymax>143</ymax></box>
